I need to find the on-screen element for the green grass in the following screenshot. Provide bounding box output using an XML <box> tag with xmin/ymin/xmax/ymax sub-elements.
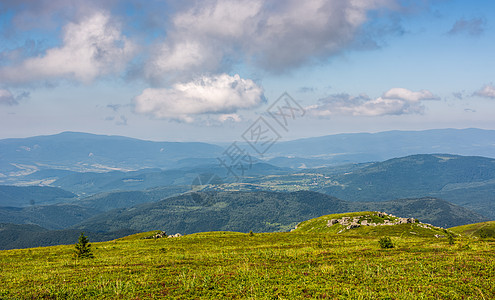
<box><xmin>1</xmin><ymin>229</ymin><xmax>494</xmax><ymax>299</ymax></box>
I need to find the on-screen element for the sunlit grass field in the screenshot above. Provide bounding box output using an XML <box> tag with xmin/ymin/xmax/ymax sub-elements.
<box><xmin>1</xmin><ymin>229</ymin><xmax>494</xmax><ymax>299</ymax></box>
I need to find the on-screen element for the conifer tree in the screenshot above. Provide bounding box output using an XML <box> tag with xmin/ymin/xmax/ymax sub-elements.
<box><xmin>74</xmin><ymin>232</ymin><xmax>94</xmax><ymax>258</ymax></box>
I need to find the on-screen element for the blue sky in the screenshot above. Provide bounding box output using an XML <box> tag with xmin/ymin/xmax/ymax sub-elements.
<box><xmin>0</xmin><ymin>0</ymin><xmax>494</xmax><ymax>142</ymax></box>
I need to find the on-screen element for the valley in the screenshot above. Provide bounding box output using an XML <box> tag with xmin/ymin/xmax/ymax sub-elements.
<box><xmin>1</xmin><ymin>131</ymin><xmax>494</xmax><ymax>250</ymax></box>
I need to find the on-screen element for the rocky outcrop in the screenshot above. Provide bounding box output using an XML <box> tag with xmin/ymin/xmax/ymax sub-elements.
<box><xmin>327</xmin><ymin>212</ymin><xmax>420</xmax><ymax>231</ymax></box>
<box><xmin>143</xmin><ymin>231</ymin><xmax>182</xmax><ymax>239</ymax></box>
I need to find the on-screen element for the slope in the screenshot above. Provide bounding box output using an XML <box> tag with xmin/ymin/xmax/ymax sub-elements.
<box><xmin>450</xmin><ymin>221</ymin><xmax>495</xmax><ymax>238</ymax></box>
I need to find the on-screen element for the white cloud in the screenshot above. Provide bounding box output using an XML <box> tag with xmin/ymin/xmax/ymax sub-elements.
<box><xmin>145</xmin><ymin>0</ymin><xmax>397</xmax><ymax>83</ymax></box>
<box><xmin>307</xmin><ymin>88</ymin><xmax>438</xmax><ymax>117</ymax></box>
<box><xmin>0</xmin><ymin>12</ymin><xmax>135</xmax><ymax>84</ymax></box>
<box><xmin>0</xmin><ymin>89</ymin><xmax>17</xmax><ymax>105</ymax></box>
<box><xmin>474</xmin><ymin>84</ymin><xmax>495</xmax><ymax>99</ymax></box>
<box><xmin>133</xmin><ymin>74</ymin><xmax>264</xmax><ymax>122</ymax></box>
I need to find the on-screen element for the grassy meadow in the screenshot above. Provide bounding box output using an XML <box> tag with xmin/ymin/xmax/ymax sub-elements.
<box><xmin>0</xmin><ymin>225</ymin><xmax>494</xmax><ymax>299</ymax></box>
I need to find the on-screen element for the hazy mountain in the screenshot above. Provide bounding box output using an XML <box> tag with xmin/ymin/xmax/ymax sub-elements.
<box><xmin>269</xmin><ymin>128</ymin><xmax>495</xmax><ymax>164</ymax></box>
<box><xmin>74</xmin><ymin>191</ymin><xmax>485</xmax><ymax>235</ymax></box>
<box><xmin>0</xmin><ymin>131</ymin><xmax>223</xmax><ymax>177</ymax></box>
<box><xmin>2</xmin><ymin>129</ymin><xmax>494</xmax><ymax>185</ymax></box>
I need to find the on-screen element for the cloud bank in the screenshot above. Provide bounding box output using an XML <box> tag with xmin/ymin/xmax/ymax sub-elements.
<box><xmin>133</xmin><ymin>74</ymin><xmax>265</xmax><ymax>122</ymax></box>
<box><xmin>307</xmin><ymin>88</ymin><xmax>439</xmax><ymax>117</ymax></box>
<box><xmin>144</xmin><ymin>0</ymin><xmax>397</xmax><ymax>83</ymax></box>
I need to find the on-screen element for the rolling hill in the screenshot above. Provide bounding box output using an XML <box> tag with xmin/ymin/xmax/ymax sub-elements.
<box><xmin>293</xmin><ymin>211</ymin><xmax>448</xmax><ymax>237</ymax></box>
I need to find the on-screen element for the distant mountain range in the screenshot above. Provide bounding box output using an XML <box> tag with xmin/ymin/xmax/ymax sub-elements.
<box><xmin>0</xmin><ymin>131</ymin><xmax>223</xmax><ymax>176</ymax></box>
<box><xmin>1</xmin><ymin>128</ymin><xmax>495</xmax><ymax>181</ymax></box>
<box><xmin>270</xmin><ymin>128</ymin><xmax>495</xmax><ymax>165</ymax></box>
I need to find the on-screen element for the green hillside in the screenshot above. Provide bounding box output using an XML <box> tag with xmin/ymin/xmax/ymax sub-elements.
<box><xmin>0</xmin><ymin>224</ymin><xmax>493</xmax><ymax>299</ymax></box>
<box><xmin>450</xmin><ymin>221</ymin><xmax>495</xmax><ymax>238</ymax></box>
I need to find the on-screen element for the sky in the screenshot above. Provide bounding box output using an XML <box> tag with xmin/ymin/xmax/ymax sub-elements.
<box><xmin>0</xmin><ymin>0</ymin><xmax>494</xmax><ymax>142</ymax></box>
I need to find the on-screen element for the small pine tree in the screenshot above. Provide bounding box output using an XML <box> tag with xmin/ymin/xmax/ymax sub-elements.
<box><xmin>74</xmin><ymin>232</ymin><xmax>94</xmax><ymax>258</ymax></box>
<box><xmin>249</xmin><ymin>230</ymin><xmax>254</xmax><ymax>236</ymax></box>
<box><xmin>448</xmin><ymin>234</ymin><xmax>455</xmax><ymax>245</ymax></box>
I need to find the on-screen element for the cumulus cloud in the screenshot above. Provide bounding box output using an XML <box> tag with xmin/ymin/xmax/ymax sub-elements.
<box><xmin>474</xmin><ymin>84</ymin><xmax>495</xmax><ymax>99</ymax></box>
<box><xmin>307</xmin><ymin>88</ymin><xmax>438</xmax><ymax>117</ymax></box>
<box><xmin>0</xmin><ymin>12</ymin><xmax>135</xmax><ymax>84</ymax></box>
<box><xmin>447</xmin><ymin>17</ymin><xmax>486</xmax><ymax>36</ymax></box>
<box><xmin>144</xmin><ymin>0</ymin><xmax>397</xmax><ymax>83</ymax></box>
<box><xmin>133</xmin><ymin>74</ymin><xmax>265</xmax><ymax>122</ymax></box>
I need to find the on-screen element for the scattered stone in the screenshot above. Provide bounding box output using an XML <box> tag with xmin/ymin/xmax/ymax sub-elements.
<box><xmin>168</xmin><ymin>233</ymin><xmax>182</xmax><ymax>238</ymax></box>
